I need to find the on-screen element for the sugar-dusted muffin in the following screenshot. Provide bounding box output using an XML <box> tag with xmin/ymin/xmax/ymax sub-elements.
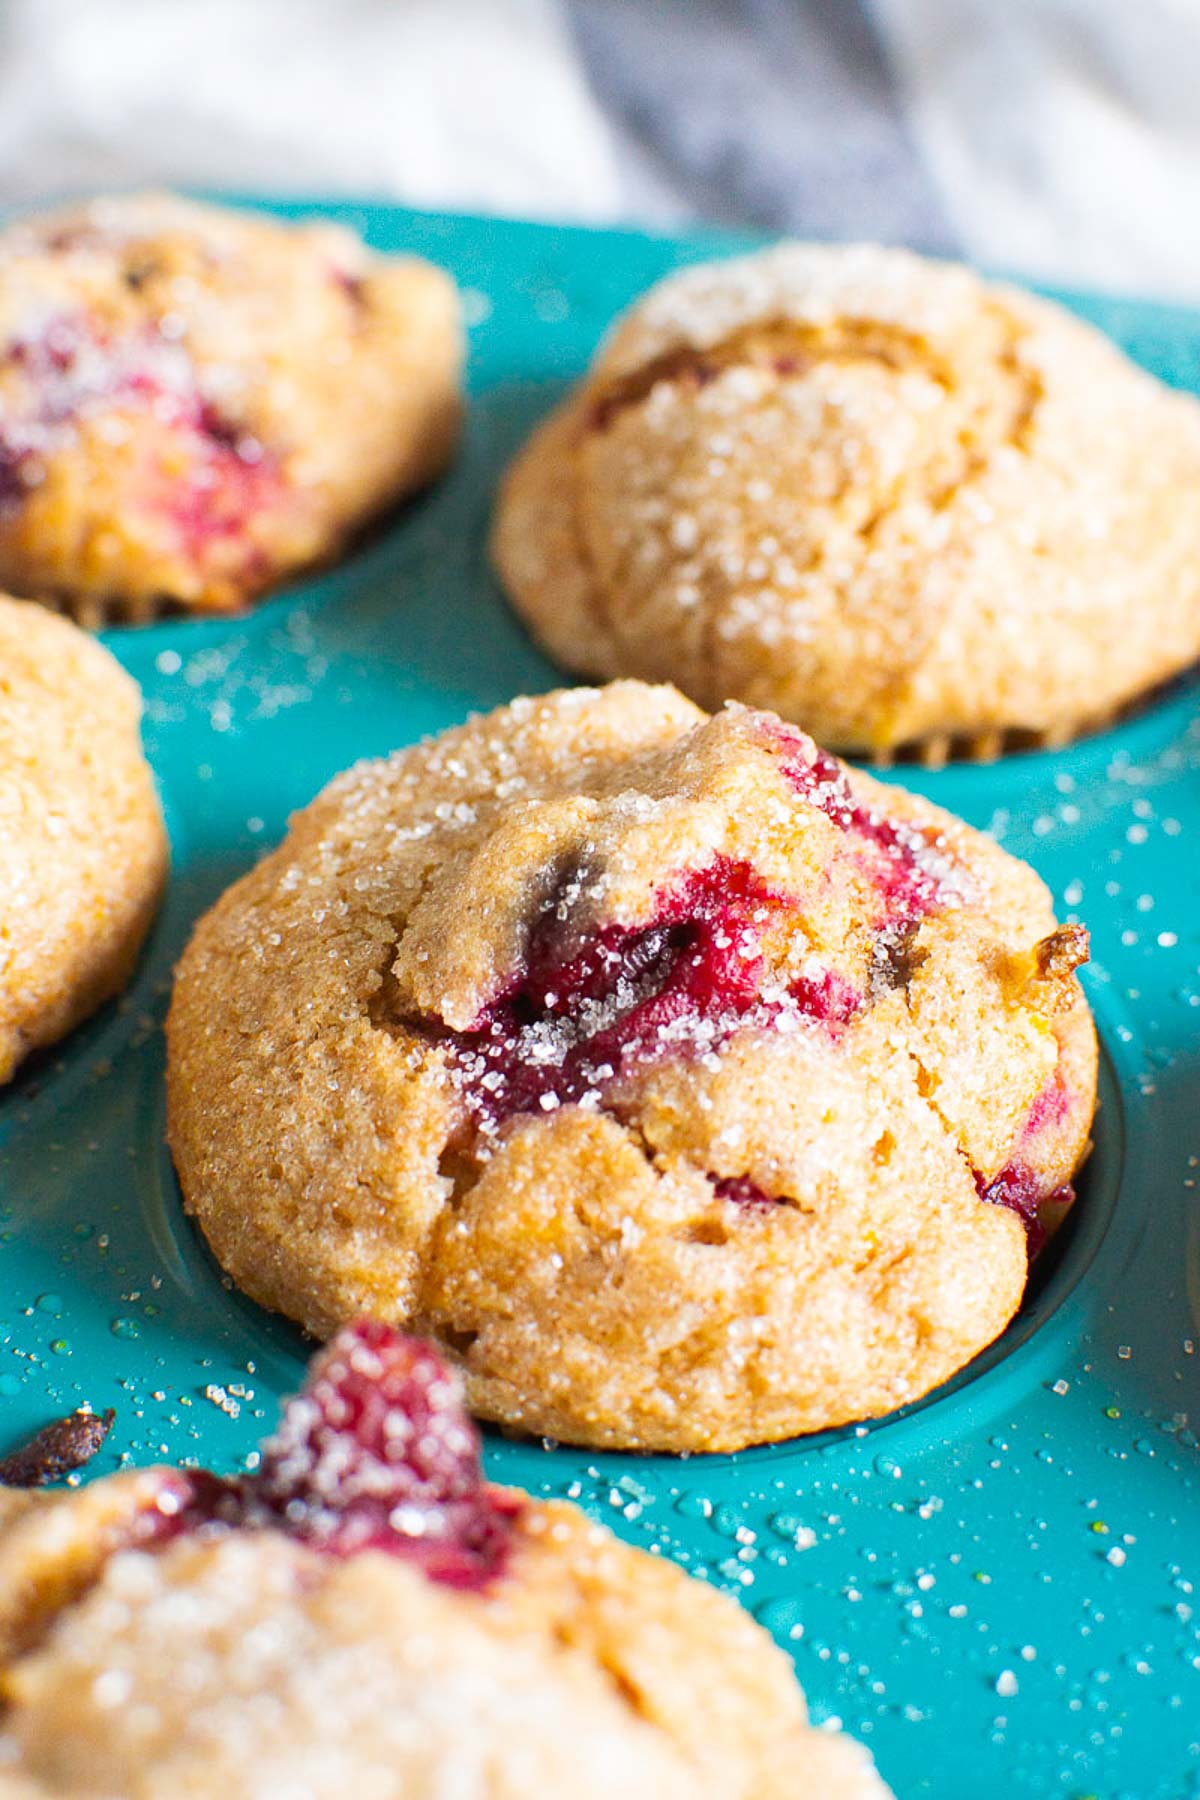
<box><xmin>167</xmin><ymin>683</ymin><xmax>1096</xmax><ymax>1453</ymax></box>
<box><xmin>0</xmin><ymin>193</ymin><xmax>462</xmax><ymax>623</ymax></box>
<box><xmin>492</xmin><ymin>243</ymin><xmax>1200</xmax><ymax>762</ymax></box>
<box><xmin>0</xmin><ymin>596</ymin><xmax>166</xmax><ymax>1081</ymax></box>
<box><xmin>0</xmin><ymin>1323</ymin><xmax>889</xmax><ymax>1799</ymax></box>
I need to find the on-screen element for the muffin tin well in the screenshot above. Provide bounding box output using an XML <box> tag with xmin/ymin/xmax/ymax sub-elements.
<box><xmin>0</xmin><ymin>201</ymin><xmax>1197</xmax><ymax>1799</ymax></box>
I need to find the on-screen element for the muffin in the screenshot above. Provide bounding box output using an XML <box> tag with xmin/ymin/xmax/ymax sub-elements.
<box><xmin>0</xmin><ymin>1322</ymin><xmax>889</xmax><ymax>1799</ymax></box>
<box><xmin>167</xmin><ymin>682</ymin><xmax>1096</xmax><ymax>1452</ymax></box>
<box><xmin>0</xmin><ymin>595</ymin><xmax>167</xmax><ymax>1082</ymax></box>
<box><xmin>0</xmin><ymin>193</ymin><xmax>462</xmax><ymax>623</ymax></box>
<box><xmin>492</xmin><ymin>242</ymin><xmax>1200</xmax><ymax>761</ymax></box>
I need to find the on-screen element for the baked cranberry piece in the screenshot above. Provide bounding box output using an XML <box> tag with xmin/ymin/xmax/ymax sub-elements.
<box><xmin>975</xmin><ymin>1166</ymin><xmax>1075</xmax><ymax>1260</ymax></box>
<box><xmin>0</xmin><ymin>1407</ymin><xmax>115</xmax><ymax>1487</ymax></box>
<box><xmin>1</xmin><ymin>309</ymin><xmax>280</xmax><ymax>551</ymax></box>
<box><xmin>0</xmin><ymin>443</ymin><xmax>27</xmax><ymax>515</ymax></box>
<box><xmin>712</xmin><ymin>1175</ymin><xmax>777</xmax><ymax>1207</ymax></box>
<box><xmin>143</xmin><ymin>1325</ymin><xmax>518</xmax><ymax>1590</ymax></box>
<box><xmin>440</xmin><ymin>856</ymin><xmax>860</xmax><ymax>1134</ymax></box>
<box><xmin>764</xmin><ymin>719</ymin><xmax>956</xmax><ymax>925</ymax></box>
<box><xmin>442</xmin><ymin>857</ymin><xmax>776</xmax><ymax>1130</ymax></box>
<box><xmin>246</xmin><ymin>1317</ymin><xmax>518</xmax><ymax>1584</ymax></box>
<box><xmin>973</xmin><ymin>1069</ymin><xmax>1080</xmax><ymax>1259</ymax></box>
<box><xmin>246</xmin><ymin>1322</ymin><xmax>518</xmax><ymax>1586</ymax></box>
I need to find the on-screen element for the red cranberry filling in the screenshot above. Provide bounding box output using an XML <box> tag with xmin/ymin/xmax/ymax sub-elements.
<box><xmin>330</xmin><ymin>266</ymin><xmax>368</xmax><ymax>310</ymax></box>
<box><xmin>0</xmin><ymin>311</ymin><xmax>280</xmax><ymax>547</ymax></box>
<box><xmin>720</xmin><ymin>1157</ymin><xmax>1077</xmax><ymax>1246</ymax></box>
<box><xmin>432</xmin><ymin>856</ymin><xmax>860</xmax><ymax>1134</ymax></box>
<box><xmin>763</xmin><ymin>720</ymin><xmax>958</xmax><ymax>926</ymax></box>
<box><xmin>163</xmin><ymin>433</ymin><xmax>278</xmax><ymax>561</ymax></box>
<box><xmin>711</xmin><ymin>1174</ymin><xmax>777</xmax><ymax>1207</ymax></box>
<box><xmin>420</xmin><ymin>730</ymin><xmax>953</xmax><ymax>1139</ymax></box>
<box><xmin>1021</xmin><ymin>1071</ymin><xmax>1069</xmax><ymax>1139</ymax></box>
<box><xmin>975</xmin><ymin>1165</ymin><xmax>1074</xmax><ymax>1259</ymax></box>
<box><xmin>1</xmin><ymin>316</ymin><xmax>104</xmax><ymax>512</ymax></box>
<box><xmin>975</xmin><ymin>1068</ymin><xmax>1079</xmax><ymax>1258</ymax></box>
<box><xmin>0</xmin><ymin>447</ymin><xmax>28</xmax><ymax>513</ymax></box>
<box><xmin>140</xmin><ymin>1323</ymin><xmax>519</xmax><ymax>1591</ymax></box>
<box><xmin>6</xmin><ymin>316</ymin><xmax>93</xmax><ymax>384</ymax></box>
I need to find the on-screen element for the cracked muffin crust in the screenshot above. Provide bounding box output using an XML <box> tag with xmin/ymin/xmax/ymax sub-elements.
<box><xmin>492</xmin><ymin>242</ymin><xmax>1200</xmax><ymax>761</ymax></box>
<box><xmin>0</xmin><ymin>595</ymin><xmax>167</xmax><ymax>1083</ymax></box>
<box><xmin>167</xmin><ymin>682</ymin><xmax>1096</xmax><ymax>1452</ymax></box>
<box><xmin>0</xmin><ymin>1323</ymin><xmax>889</xmax><ymax>1799</ymax></box>
<box><xmin>0</xmin><ymin>193</ymin><xmax>462</xmax><ymax>623</ymax></box>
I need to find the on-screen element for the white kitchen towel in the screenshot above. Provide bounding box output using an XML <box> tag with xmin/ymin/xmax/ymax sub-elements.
<box><xmin>0</xmin><ymin>0</ymin><xmax>622</xmax><ymax>220</ymax></box>
<box><xmin>1</xmin><ymin>0</ymin><xmax>1199</xmax><ymax>297</ymax></box>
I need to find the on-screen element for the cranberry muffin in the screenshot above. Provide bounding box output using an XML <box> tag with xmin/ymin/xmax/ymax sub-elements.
<box><xmin>167</xmin><ymin>683</ymin><xmax>1095</xmax><ymax>1452</ymax></box>
<box><xmin>0</xmin><ymin>1323</ymin><xmax>888</xmax><ymax>1799</ymax></box>
<box><xmin>0</xmin><ymin>595</ymin><xmax>166</xmax><ymax>1082</ymax></box>
<box><xmin>0</xmin><ymin>193</ymin><xmax>462</xmax><ymax>623</ymax></box>
<box><xmin>492</xmin><ymin>242</ymin><xmax>1200</xmax><ymax>762</ymax></box>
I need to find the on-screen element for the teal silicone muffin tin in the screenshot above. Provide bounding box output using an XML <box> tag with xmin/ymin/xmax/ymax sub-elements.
<box><xmin>0</xmin><ymin>200</ymin><xmax>1197</xmax><ymax>1799</ymax></box>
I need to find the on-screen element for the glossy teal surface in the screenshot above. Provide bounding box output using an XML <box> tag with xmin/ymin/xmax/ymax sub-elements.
<box><xmin>1</xmin><ymin>201</ymin><xmax>1198</xmax><ymax>1799</ymax></box>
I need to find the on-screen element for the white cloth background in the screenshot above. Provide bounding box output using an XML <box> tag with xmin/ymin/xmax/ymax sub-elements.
<box><xmin>1</xmin><ymin>0</ymin><xmax>1199</xmax><ymax>298</ymax></box>
<box><xmin>873</xmin><ymin>0</ymin><xmax>1200</xmax><ymax>297</ymax></box>
<box><xmin>0</xmin><ymin>0</ymin><xmax>622</xmax><ymax>218</ymax></box>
